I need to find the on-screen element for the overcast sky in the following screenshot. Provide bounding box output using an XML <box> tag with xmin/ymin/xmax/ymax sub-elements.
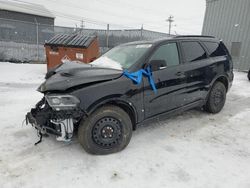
<box><xmin>18</xmin><ymin>0</ymin><xmax>206</xmax><ymax>34</ymax></box>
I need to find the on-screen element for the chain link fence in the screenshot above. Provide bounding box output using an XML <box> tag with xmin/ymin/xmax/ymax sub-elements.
<box><xmin>0</xmin><ymin>18</ymin><xmax>170</xmax><ymax>62</ymax></box>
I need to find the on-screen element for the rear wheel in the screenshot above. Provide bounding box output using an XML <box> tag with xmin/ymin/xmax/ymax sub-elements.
<box><xmin>205</xmin><ymin>81</ymin><xmax>226</xmax><ymax>113</ymax></box>
<box><xmin>78</xmin><ymin>105</ymin><xmax>132</xmax><ymax>155</ymax></box>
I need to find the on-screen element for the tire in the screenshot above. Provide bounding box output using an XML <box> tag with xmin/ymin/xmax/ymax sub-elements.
<box><xmin>248</xmin><ymin>69</ymin><xmax>250</xmax><ymax>81</ymax></box>
<box><xmin>78</xmin><ymin>105</ymin><xmax>132</xmax><ymax>155</ymax></box>
<box><xmin>205</xmin><ymin>81</ymin><xmax>227</xmax><ymax>114</ymax></box>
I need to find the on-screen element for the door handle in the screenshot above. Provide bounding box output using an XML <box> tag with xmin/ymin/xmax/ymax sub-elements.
<box><xmin>159</xmin><ymin>66</ymin><xmax>167</xmax><ymax>70</ymax></box>
<box><xmin>209</xmin><ymin>63</ymin><xmax>216</xmax><ymax>67</ymax></box>
<box><xmin>175</xmin><ymin>71</ymin><xmax>184</xmax><ymax>76</ymax></box>
<box><xmin>209</xmin><ymin>64</ymin><xmax>216</xmax><ymax>68</ymax></box>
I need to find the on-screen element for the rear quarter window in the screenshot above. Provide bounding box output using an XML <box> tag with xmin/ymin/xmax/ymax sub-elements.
<box><xmin>203</xmin><ymin>41</ymin><xmax>227</xmax><ymax>57</ymax></box>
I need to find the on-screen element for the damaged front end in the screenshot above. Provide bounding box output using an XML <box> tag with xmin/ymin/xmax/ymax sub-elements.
<box><xmin>26</xmin><ymin>95</ymin><xmax>83</xmax><ymax>144</ymax></box>
<box><xmin>25</xmin><ymin>61</ymin><xmax>122</xmax><ymax>145</ymax></box>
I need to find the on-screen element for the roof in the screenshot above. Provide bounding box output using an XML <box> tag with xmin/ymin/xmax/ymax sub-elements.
<box><xmin>0</xmin><ymin>1</ymin><xmax>55</xmax><ymax>19</ymax></box>
<box><xmin>174</xmin><ymin>35</ymin><xmax>215</xmax><ymax>38</ymax></box>
<box><xmin>119</xmin><ymin>35</ymin><xmax>219</xmax><ymax>47</ymax></box>
<box><xmin>45</xmin><ymin>34</ymin><xmax>97</xmax><ymax>48</ymax></box>
<box><xmin>173</xmin><ymin>35</ymin><xmax>219</xmax><ymax>42</ymax></box>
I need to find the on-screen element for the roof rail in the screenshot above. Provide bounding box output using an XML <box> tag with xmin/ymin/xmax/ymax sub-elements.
<box><xmin>174</xmin><ymin>35</ymin><xmax>215</xmax><ymax>38</ymax></box>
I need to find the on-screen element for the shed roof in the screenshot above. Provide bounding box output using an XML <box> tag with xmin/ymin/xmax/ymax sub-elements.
<box><xmin>0</xmin><ymin>1</ymin><xmax>55</xmax><ymax>19</ymax></box>
<box><xmin>45</xmin><ymin>34</ymin><xmax>97</xmax><ymax>48</ymax></box>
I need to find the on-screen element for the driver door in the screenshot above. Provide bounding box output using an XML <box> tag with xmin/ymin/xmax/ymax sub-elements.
<box><xmin>143</xmin><ymin>42</ymin><xmax>187</xmax><ymax>119</ymax></box>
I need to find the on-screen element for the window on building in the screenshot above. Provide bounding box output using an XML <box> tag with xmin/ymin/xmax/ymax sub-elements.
<box><xmin>150</xmin><ymin>43</ymin><xmax>180</xmax><ymax>66</ymax></box>
<box><xmin>181</xmin><ymin>41</ymin><xmax>207</xmax><ymax>62</ymax></box>
<box><xmin>203</xmin><ymin>41</ymin><xmax>227</xmax><ymax>57</ymax></box>
<box><xmin>231</xmin><ymin>42</ymin><xmax>242</xmax><ymax>57</ymax></box>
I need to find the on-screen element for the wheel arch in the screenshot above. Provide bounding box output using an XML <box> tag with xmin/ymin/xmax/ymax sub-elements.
<box><xmin>211</xmin><ymin>75</ymin><xmax>229</xmax><ymax>92</ymax></box>
<box><xmin>86</xmin><ymin>97</ymin><xmax>138</xmax><ymax>130</ymax></box>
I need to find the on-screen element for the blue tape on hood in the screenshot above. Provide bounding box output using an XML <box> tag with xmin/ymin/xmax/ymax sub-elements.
<box><xmin>123</xmin><ymin>66</ymin><xmax>157</xmax><ymax>93</ymax></box>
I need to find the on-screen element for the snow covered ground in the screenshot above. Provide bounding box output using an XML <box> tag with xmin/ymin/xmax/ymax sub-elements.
<box><xmin>0</xmin><ymin>62</ymin><xmax>250</xmax><ymax>188</ymax></box>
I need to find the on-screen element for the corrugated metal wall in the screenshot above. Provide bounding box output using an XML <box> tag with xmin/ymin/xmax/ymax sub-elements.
<box><xmin>202</xmin><ymin>0</ymin><xmax>250</xmax><ymax>71</ymax></box>
<box><xmin>0</xmin><ymin>10</ymin><xmax>54</xmax><ymax>25</ymax></box>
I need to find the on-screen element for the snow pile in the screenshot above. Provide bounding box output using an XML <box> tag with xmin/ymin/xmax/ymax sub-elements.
<box><xmin>0</xmin><ymin>62</ymin><xmax>250</xmax><ymax>188</ymax></box>
<box><xmin>0</xmin><ymin>62</ymin><xmax>46</xmax><ymax>84</ymax></box>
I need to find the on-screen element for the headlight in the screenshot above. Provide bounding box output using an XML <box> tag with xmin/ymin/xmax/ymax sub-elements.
<box><xmin>37</xmin><ymin>82</ymin><xmax>46</xmax><ymax>92</ymax></box>
<box><xmin>45</xmin><ymin>95</ymin><xmax>80</xmax><ymax>110</ymax></box>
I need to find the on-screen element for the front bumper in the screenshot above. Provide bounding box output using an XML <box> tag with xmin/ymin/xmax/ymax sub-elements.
<box><xmin>26</xmin><ymin>97</ymin><xmax>83</xmax><ymax>141</ymax></box>
<box><xmin>26</xmin><ymin>110</ymin><xmax>61</xmax><ymax>136</ymax></box>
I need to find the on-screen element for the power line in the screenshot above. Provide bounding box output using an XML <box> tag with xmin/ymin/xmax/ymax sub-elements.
<box><xmin>6</xmin><ymin>0</ymin><xmax>199</xmax><ymax>33</ymax></box>
<box><xmin>5</xmin><ymin>0</ymin><xmax>136</xmax><ymax>29</ymax></box>
<box><xmin>4</xmin><ymin>0</ymin><xmax>186</xmax><ymax>33</ymax></box>
<box><xmin>96</xmin><ymin>0</ymin><xmax>172</xmax><ymax>18</ymax></box>
<box><xmin>41</xmin><ymin>0</ymin><xmax>174</xmax><ymax>29</ymax></box>
<box><xmin>40</xmin><ymin>0</ymin><xmax>140</xmax><ymax>24</ymax></box>
<box><xmin>9</xmin><ymin>0</ymin><xmax>178</xmax><ymax>30</ymax></box>
<box><xmin>5</xmin><ymin>0</ymin><xmax>104</xmax><ymax>25</ymax></box>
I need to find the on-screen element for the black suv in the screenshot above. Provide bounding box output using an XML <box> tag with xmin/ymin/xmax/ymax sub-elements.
<box><xmin>26</xmin><ymin>36</ymin><xmax>234</xmax><ymax>155</ymax></box>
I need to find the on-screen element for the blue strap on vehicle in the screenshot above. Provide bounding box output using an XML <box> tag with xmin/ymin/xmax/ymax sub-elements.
<box><xmin>123</xmin><ymin>66</ymin><xmax>157</xmax><ymax>93</ymax></box>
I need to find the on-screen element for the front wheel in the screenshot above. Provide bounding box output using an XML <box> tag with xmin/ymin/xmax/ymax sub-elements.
<box><xmin>205</xmin><ymin>81</ymin><xmax>227</xmax><ymax>113</ymax></box>
<box><xmin>78</xmin><ymin>105</ymin><xmax>132</xmax><ymax>155</ymax></box>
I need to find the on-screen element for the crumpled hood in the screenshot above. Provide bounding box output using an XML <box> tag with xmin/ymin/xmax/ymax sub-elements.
<box><xmin>38</xmin><ymin>61</ymin><xmax>123</xmax><ymax>92</ymax></box>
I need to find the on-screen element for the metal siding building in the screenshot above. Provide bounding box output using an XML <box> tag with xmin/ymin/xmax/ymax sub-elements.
<box><xmin>0</xmin><ymin>1</ymin><xmax>54</xmax><ymax>24</ymax></box>
<box><xmin>202</xmin><ymin>0</ymin><xmax>250</xmax><ymax>71</ymax></box>
<box><xmin>0</xmin><ymin>1</ymin><xmax>55</xmax><ymax>44</ymax></box>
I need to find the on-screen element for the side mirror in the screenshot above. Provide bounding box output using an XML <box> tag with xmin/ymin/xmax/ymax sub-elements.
<box><xmin>149</xmin><ymin>60</ymin><xmax>167</xmax><ymax>71</ymax></box>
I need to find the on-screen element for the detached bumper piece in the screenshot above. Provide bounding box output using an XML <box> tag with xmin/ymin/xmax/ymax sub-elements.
<box><xmin>26</xmin><ymin>97</ymin><xmax>83</xmax><ymax>144</ymax></box>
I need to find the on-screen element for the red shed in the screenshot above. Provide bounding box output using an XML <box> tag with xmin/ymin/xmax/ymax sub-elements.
<box><xmin>44</xmin><ymin>34</ymin><xmax>100</xmax><ymax>70</ymax></box>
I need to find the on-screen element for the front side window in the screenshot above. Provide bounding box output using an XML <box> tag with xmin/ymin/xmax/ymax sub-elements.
<box><xmin>150</xmin><ymin>43</ymin><xmax>180</xmax><ymax>67</ymax></box>
<box><xmin>181</xmin><ymin>41</ymin><xmax>207</xmax><ymax>62</ymax></box>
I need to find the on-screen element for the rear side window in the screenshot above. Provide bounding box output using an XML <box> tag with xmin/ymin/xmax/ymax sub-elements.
<box><xmin>203</xmin><ymin>41</ymin><xmax>227</xmax><ymax>57</ymax></box>
<box><xmin>181</xmin><ymin>41</ymin><xmax>207</xmax><ymax>62</ymax></box>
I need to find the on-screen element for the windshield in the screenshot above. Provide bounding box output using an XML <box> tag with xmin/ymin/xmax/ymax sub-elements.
<box><xmin>91</xmin><ymin>44</ymin><xmax>152</xmax><ymax>70</ymax></box>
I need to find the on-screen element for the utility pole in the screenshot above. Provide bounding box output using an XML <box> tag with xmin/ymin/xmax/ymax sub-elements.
<box><xmin>166</xmin><ymin>15</ymin><xmax>174</xmax><ymax>35</ymax></box>
<box><xmin>80</xmin><ymin>19</ymin><xmax>85</xmax><ymax>29</ymax></box>
<box><xmin>140</xmin><ymin>24</ymin><xmax>143</xmax><ymax>40</ymax></box>
<box><xmin>34</xmin><ymin>18</ymin><xmax>39</xmax><ymax>62</ymax></box>
<box><xmin>80</xmin><ymin>19</ymin><xmax>84</xmax><ymax>34</ymax></box>
<box><xmin>106</xmin><ymin>24</ymin><xmax>109</xmax><ymax>48</ymax></box>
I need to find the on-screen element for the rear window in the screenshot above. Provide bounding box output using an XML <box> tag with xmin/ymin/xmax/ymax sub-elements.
<box><xmin>203</xmin><ymin>41</ymin><xmax>227</xmax><ymax>57</ymax></box>
<box><xmin>181</xmin><ymin>41</ymin><xmax>207</xmax><ymax>62</ymax></box>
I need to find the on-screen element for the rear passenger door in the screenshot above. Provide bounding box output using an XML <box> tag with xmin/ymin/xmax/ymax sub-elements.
<box><xmin>180</xmin><ymin>41</ymin><xmax>213</xmax><ymax>105</ymax></box>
